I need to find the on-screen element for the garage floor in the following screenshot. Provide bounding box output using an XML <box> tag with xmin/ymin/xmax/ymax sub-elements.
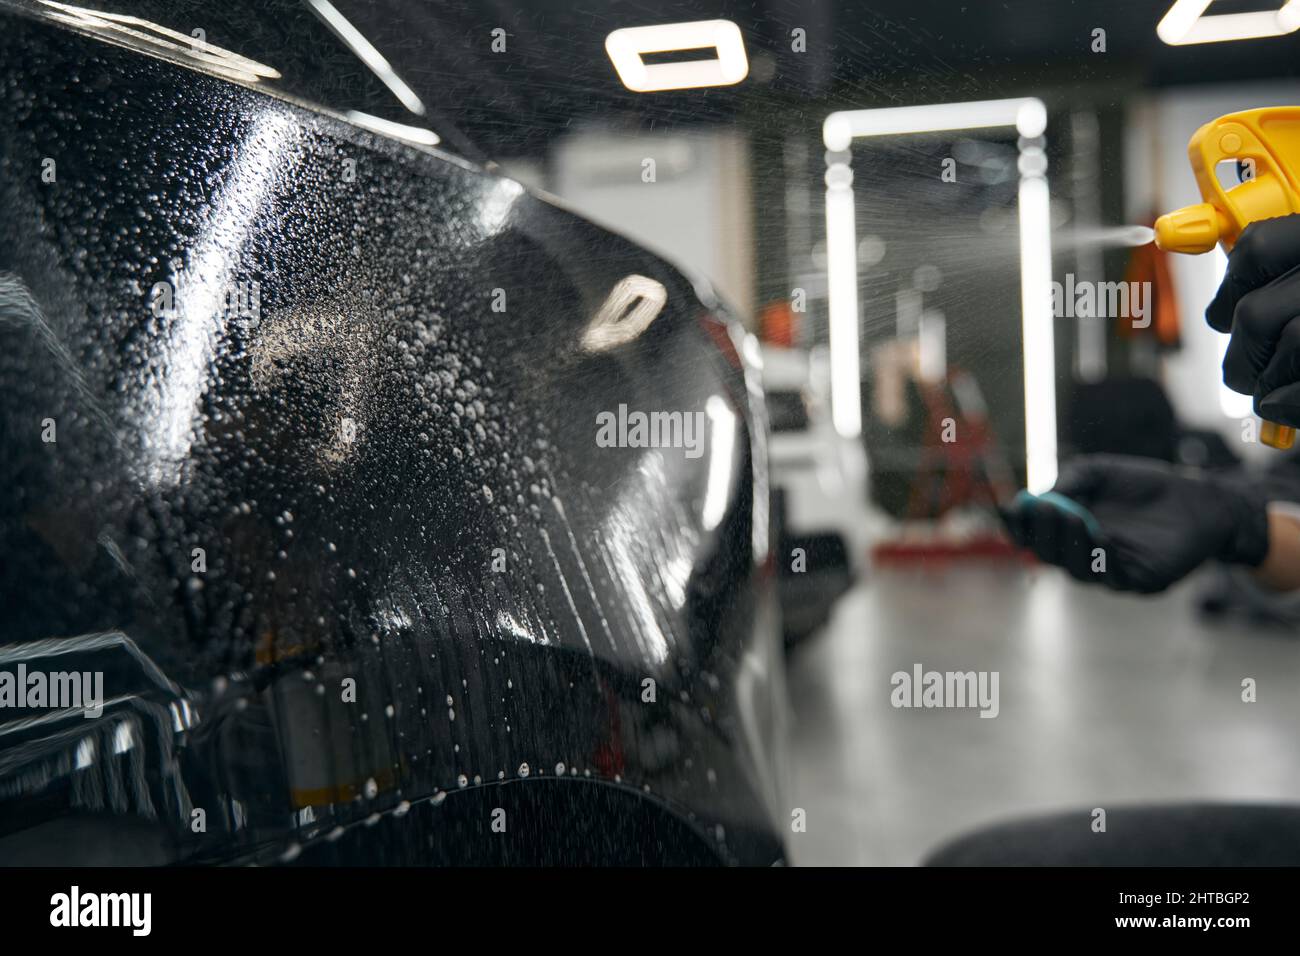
<box><xmin>783</xmin><ymin>565</ymin><xmax>1300</xmax><ymax>866</ymax></box>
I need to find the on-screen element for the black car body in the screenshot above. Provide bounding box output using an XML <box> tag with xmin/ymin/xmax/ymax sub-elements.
<box><xmin>0</xmin><ymin>0</ymin><xmax>788</xmax><ymax>865</ymax></box>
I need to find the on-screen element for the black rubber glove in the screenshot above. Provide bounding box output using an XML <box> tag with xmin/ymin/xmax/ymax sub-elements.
<box><xmin>1000</xmin><ymin>455</ymin><xmax>1269</xmax><ymax>594</ymax></box>
<box><xmin>1208</xmin><ymin>214</ymin><xmax>1300</xmax><ymax>426</ymax></box>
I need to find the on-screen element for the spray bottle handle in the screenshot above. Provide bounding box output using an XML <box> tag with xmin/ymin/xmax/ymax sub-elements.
<box><xmin>1261</xmin><ymin>422</ymin><xmax>1297</xmax><ymax>449</ymax></box>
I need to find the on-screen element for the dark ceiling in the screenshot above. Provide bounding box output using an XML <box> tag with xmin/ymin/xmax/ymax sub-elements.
<box><xmin>35</xmin><ymin>0</ymin><xmax>1300</xmax><ymax>157</ymax></box>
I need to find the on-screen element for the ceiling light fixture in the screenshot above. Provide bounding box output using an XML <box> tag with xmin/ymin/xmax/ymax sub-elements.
<box><xmin>605</xmin><ymin>20</ymin><xmax>748</xmax><ymax>93</ymax></box>
<box><xmin>1157</xmin><ymin>0</ymin><xmax>1300</xmax><ymax>45</ymax></box>
<box><xmin>306</xmin><ymin>0</ymin><xmax>427</xmax><ymax>116</ymax></box>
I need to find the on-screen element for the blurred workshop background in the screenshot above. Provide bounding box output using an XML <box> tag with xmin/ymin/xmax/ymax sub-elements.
<box><xmin>197</xmin><ymin>0</ymin><xmax>1300</xmax><ymax>863</ymax></box>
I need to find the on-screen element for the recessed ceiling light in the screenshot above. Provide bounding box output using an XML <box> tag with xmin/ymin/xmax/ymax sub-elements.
<box><xmin>605</xmin><ymin>20</ymin><xmax>748</xmax><ymax>93</ymax></box>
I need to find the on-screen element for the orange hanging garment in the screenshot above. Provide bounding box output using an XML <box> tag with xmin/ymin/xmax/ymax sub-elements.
<box><xmin>1120</xmin><ymin>217</ymin><xmax>1181</xmax><ymax>348</ymax></box>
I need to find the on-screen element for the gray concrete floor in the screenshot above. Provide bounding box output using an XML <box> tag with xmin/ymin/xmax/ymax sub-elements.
<box><xmin>783</xmin><ymin>564</ymin><xmax>1300</xmax><ymax>866</ymax></box>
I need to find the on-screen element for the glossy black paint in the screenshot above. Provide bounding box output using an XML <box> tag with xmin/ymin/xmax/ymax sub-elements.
<box><xmin>0</xmin><ymin>4</ymin><xmax>786</xmax><ymax>864</ymax></box>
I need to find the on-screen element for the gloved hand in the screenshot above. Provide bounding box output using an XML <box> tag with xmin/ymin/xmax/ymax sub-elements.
<box><xmin>1001</xmin><ymin>455</ymin><xmax>1269</xmax><ymax>593</ymax></box>
<box><xmin>1208</xmin><ymin>214</ymin><xmax>1300</xmax><ymax>426</ymax></box>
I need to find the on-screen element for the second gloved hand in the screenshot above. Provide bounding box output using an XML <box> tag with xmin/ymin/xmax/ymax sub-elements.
<box><xmin>1001</xmin><ymin>455</ymin><xmax>1269</xmax><ymax>593</ymax></box>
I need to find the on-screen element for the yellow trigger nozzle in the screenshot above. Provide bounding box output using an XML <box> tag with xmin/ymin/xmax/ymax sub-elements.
<box><xmin>1154</xmin><ymin>201</ymin><xmax>1224</xmax><ymax>255</ymax></box>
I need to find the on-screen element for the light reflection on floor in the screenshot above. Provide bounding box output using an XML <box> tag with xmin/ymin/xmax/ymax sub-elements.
<box><xmin>784</xmin><ymin>565</ymin><xmax>1300</xmax><ymax>866</ymax></box>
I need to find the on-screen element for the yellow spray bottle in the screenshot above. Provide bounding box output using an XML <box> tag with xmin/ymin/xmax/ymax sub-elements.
<box><xmin>1155</xmin><ymin>106</ymin><xmax>1300</xmax><ymax>449</ymax></box>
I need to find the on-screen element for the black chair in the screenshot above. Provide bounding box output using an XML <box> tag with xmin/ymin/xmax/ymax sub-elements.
<box><xmin>1065</xmin><ymin>377</ymin><xmax>1240</xmax><ymax>469</ymax></box>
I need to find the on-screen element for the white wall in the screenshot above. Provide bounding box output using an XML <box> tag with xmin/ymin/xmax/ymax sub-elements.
<box><xmin>1125</xmin><ymin>82</ymin><xmax>1300</xmax><ymax>458</ymax></box>
<box><xmin>546</xmin><ymin>128</ymin><xmax>755</xmax><ymax>320</ymax></box>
